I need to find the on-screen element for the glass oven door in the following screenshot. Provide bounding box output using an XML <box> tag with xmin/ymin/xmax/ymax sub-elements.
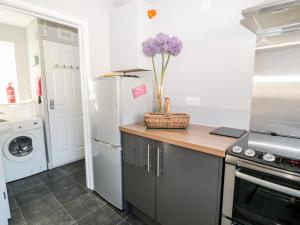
<box><xmin>232</xmin><ymin>167</ymin><xmax>300</xmax><ymax>225</ymax></box>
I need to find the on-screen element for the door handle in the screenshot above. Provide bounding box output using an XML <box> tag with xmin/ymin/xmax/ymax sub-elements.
<box><xmin>236</xmin><ymin>170</ymin><xmax>300</xmax><ymax>198</ymax></box>
<box><xmin>156</xmin><ymin>147</ymin><xmax>162</xmax><ymax>177</ymax></box>
<box><xmin>147</xmin><ymin>144</ymin><xmax>152</xmax><ymax>173</ymax></box>
<box><xmin>49</xmin><ymin>99</ymin><xmax>55</xmax><ymax>109</ymax></box>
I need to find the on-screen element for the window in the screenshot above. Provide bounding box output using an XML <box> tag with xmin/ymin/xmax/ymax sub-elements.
<box><xmin>0</xmin><ymin>41</ymin><xmax>18</xmax><ymax>104</ymax></box>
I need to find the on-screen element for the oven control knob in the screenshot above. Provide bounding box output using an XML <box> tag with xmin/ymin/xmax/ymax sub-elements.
<box><xmin>244</xmin><ymin>149</ymin><xmax>255</xmax><ymax>157</ymax></box>
<box><xmin>232</xmin><ymin>146</ymin><xmax>243</xmax><ymax>154</ymax></box>
<box><xmin>263</xmin><ymin>153</ymin><xmax>276</xmax><ymax>162</ymax></box>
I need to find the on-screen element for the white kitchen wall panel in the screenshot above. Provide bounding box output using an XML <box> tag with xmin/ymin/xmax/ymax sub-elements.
<box><xmin>153</xmin><ymin>0</ymin><xmax>262</xmax><ymax>129</ymax></box>
<box><xmin>109</xmin><ymin>0</ymin><xmax>153</xmax><ymax>72</ymax></box>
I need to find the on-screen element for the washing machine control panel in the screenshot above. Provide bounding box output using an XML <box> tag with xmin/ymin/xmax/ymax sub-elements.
<box><xmin>0</xmin><ymin>118</ymin><xmax>43</xmax><ymax>133</ymax></box>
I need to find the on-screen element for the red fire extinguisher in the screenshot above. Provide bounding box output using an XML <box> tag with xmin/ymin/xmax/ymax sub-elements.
<box><xmin>36</xmin><ymin>76</ymin><xmax>42</xmax><ymax>104</ymax></box>
<box><xmin>7</xmin><ymin>82</ymin><xmax>16</xmax><ymax>104</ymax></box>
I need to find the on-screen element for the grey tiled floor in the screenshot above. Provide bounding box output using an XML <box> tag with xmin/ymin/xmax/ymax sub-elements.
<box><xmin>7</xmin><ymin>160</ymin><xmax>145</xmax><ymax>225</ymax></box>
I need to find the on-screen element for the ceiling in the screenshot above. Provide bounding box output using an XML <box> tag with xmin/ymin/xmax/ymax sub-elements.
<box><xmin>107</xmin><ymin>0</ymin><xmax>157</xmax><ymax>7</ymax></box>
<box><xmin>0</xmin><ymin>7</ymin><xmax>35</xmax><ymax>27</ymax></box>
<box><xmin>107</xmin><ymin>0</ymin><xmax>130</xmax><ymax>7</ymax></box>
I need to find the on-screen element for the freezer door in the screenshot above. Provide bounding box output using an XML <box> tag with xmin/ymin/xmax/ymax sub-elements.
<box><xmin>92</xmin><ymin>139</ymin><xmax>123</xmax><ymax>209</ymax></box>
<box><xmin>120</xmin><ymin>77</ymin><xmax>153</xmax><ymax>125</ymax></box>
<box><xmin>90</xmin><ymin>78</ymin><xmax>121</xmax><ymax>146</ymax></box>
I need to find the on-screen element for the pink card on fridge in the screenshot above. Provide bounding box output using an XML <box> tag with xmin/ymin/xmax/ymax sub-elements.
<box><xmin>132</xmin><ymin>84</ymin><xmax>147</xmax><ymax>98</ymax></box>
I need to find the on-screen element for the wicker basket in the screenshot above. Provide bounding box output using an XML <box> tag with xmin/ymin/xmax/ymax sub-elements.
<box><xmin>144</xmin><ymin>112</ymin><xmax>190</xmax><ymax>129</ymax></box>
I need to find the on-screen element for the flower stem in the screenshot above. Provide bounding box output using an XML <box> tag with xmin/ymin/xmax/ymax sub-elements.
<box><xmin>161</xmin><ymin>53</ymin><xmax>165</xmax><ymax>85</ymax></box>
<box><xmin>152</xmin><ymin>56</ymin><xmax>158</xmax><ymax>87</ymax></box>
<box><xmin>161</xmin><ymin>54</ymin><xmax>171</xmax><ymax>85</ymax></box>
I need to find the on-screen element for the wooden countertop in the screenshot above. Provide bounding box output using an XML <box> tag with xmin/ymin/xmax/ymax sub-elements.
<box><xmin>120</xmin><ymin>122</ymin><xmax>237</xmax><ymax>158</ymax></box>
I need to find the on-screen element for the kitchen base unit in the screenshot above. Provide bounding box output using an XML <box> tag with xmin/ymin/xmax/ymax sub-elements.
<box><xmin>122</xmin><ymin>132</ymin><xmax>229</xmax><ymax>225</ymax></box>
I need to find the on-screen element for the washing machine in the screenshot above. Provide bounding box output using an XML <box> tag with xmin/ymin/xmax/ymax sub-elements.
<box><xmin>0</xmin><ymin>117</ymin><xmax>47</xmax><ymax>182</ymax></box>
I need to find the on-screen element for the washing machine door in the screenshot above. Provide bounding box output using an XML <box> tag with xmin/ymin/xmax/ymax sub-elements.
<box><xmin>3</xmin><ymin>133</ymin><xmax>38</xmax><ymax>162</ymax></box>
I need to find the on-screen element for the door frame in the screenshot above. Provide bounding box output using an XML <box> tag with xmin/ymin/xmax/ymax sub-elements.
<box><xmin>0</xmin><ymin>0</ymin><xmax>94</xmax><ymax>190</ymax></box>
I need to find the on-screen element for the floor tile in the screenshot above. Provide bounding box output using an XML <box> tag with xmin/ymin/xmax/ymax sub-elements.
<box><xmin>26</xmin><ymin>207</ymin><xmax>74</xmax><ymax>225</ymax></box>
<box><xmin>44</xmin><ymin>175</ymin><xmax>77</xmax><ymax>193</ymax></box>
<box><xmin>8</xmin><ymin>176</ymin><xmax>42</xmax><ymax>195</ymax></box>
<box><xmin>20</xmin><ymin>194</ymin><xmax>61</xmax><ymax>222</ymax></box>
<box><xmin>38</xmin><ymin>168</ymin><xmax>68</xmax><ymax>184</ymax></box>
<box><xmin>106</xmin><ymin>201</ymin><xmax>129</xmax><ymax>219</ymax></box>
<box><xmin>70</xmin><ymin>169</ymin><xmax>86</xmax><ymax>186</ymax></box>
<box><xmin>8</xmin><ymin>195</ymin><xmax>18</xmax><ymax>210</ymax></box>
<box><xmin>7</xmin><ymin>185</ymin><xmax>13</xmax><ymax>197</ymax></box>
<box><xmin>14</xmin><ymin>183</ymin><xmax>50</xmax><ymax>206</ymax></box>
<box><xmin>61</xmin><ymin>160</ymin><xmax>85</xmax><ymax>175</ymax></box>
<box><xmin>7</xmin><ymin>160</ymin><xmax>105</xmax><ymax>225</ymax></box>
<box><xmin>90</xmin><ymin>191</ymin><xmax>110</xmax><ymax>205</ymax></box>
<box><xmin>125</xmin><ymin>215</ymin><xmax>146</xmax><ymax>225</ymax></box>
<box><xmin>53</xmin><ymin>183</ymin><xmax>88</xmax><ymax>205</ymax></box>
<box><xmin>77</xmin><ymin>204</ymin><xmax>123</xmax><ymax>225</ymax></box>
<box><xmin>8</xmin><ymin>208</ymin><xmax>26</xmax><ymax>225</ymax></box>
<box><xmin>63</xmin><ymin>193</ymin><xmax>103</xmax><ymax>221</ymax></box>
<box><xmin>118</xmin><ymin>220</ymin><xmax>130</xmax><ymax>225</ymax></box>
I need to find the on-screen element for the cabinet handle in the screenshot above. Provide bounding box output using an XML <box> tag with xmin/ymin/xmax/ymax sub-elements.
<box><xmin>3</xmin><ymin>192</ymin><xmax>6</xmax><ymax>200</ymax></box>
<box><xmin>157</xmin><ymin>147</ymin><xmax>161</xmax><ymax>177</ymax></box>
<box><xmin>147</xmin><ymin>144</ymin><xmax>151</xmax><ymax>173</ymax></box>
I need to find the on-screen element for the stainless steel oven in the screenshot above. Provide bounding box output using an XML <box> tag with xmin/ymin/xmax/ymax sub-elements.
<box><xmin>222</xmin><ymin>155</ymin><xmax>300</xmax><ymax>225</ymax></box>
<box><xmin>229</xmin><ymin>1</ymin><xmax>300</xmax><ymax>224</ymax></box>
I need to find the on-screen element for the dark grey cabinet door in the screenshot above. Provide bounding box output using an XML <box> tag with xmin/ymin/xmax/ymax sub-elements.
<box><xmin>123</xmin><ymin>133</ymin><xmax>156</xmax><ymax>219</ymax></box>
<box><xmin>156</xmin><ymin>142</ymin><xmax>223</xmax><ymax>225</ymax></box>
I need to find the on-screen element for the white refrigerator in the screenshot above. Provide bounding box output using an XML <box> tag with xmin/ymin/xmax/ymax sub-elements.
<box><xmin>90</xmin><ymin>76</ymin><xmax>153</xmax><ymax>209</ymax></box>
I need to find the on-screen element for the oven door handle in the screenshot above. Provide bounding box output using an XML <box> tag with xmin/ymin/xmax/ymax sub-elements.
<box><xmin>236</xmin><ymin>170</ymin><xmax>300</xmax><ymax>198</ymax></box>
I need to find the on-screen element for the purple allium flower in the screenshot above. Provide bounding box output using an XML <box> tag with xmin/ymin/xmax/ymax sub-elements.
<box><xmin>142</xmin><ymin>33</ymin><xmax>183</xmax><ymax>57</ymax></box>
<box><xmin>142</xmin><ymin>33</ymin><xmax>183</xmax><ymax>112</ymax></box>
<box><xmin>155</xmin><ymin>33</ymin><xmax>171</xmax><ymax>54</ymax></box>
<box><xmin>142</xmin><ymin>38</ymin><xmax>159</xmax><ymax>57</ymax></box>
<box><xmin>166</xmin><ymin>36</ymin><xmax>183</xmax><ymax>56</ymax></box>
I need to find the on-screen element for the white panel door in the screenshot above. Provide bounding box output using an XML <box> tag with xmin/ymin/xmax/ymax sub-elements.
<box><xmin>43</xmin><ymin>40</ymin><xmax>84</xmax><ymax>167</ymax></box>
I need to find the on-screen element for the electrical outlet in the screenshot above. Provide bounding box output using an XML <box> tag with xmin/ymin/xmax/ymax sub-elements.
<box><xmin>186</xmin><ymin>96</ymin><xmax>200</xmax><ymax>106</ymax></box>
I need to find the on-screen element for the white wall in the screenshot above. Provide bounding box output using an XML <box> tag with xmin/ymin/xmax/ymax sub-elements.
<box><xmin>151</xmin><ymin>0</ymin><xmax>262</xmax><ymax>129</ymax></box>
<box><xmin>0</xmin><ymin>23</ymin><xmax>31</xmax><ymax>100</ymax></box>
<box><xmin>22</xmin><ymin>0</ymin><xmax>112</xmax><ymax>78</ymax></box>
<box><xmin>26</xmin><ymin>18</ymin><xmax>41</xmax><ymax>100</ymax></box>
<box><xmin>21</xmin><ymin>0</ymin><xmax>261</xmax><ymax>129</ymax></box>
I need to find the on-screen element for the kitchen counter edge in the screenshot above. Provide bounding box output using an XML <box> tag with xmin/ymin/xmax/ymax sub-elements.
<box><xmin>120</xmin><ymin>122</ymin><xmax>237</xmax><ymax>158</ymax></box>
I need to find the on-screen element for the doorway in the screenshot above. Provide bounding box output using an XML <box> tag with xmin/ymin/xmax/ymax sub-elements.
<box><xmin>0</xmin><ymin>9</ymin><xmax>85</xmax><ymax>167</ymax></box>
<box><xmin>0</xmin><ymin>2</ymin><xmax>93</xmax><ymax>224</ymax></box>
<box><xmin>0</xmin><ymin>0</ymin><xmax>93</xmax><ymax>187</ymax></box>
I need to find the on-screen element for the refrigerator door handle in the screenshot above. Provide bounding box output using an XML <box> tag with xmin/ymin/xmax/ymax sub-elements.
<box><xmin>93</xmin><ymin>138</ymin><xmax>120</xmax><ymax>149</ymax></box>
<box><xmin>93</xmin><ymin>138</ymin><xmax>100</xmax><ymax>142</ymax></box>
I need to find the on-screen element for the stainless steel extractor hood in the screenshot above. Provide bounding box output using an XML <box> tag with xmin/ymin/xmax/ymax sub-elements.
<box><xmin>241</xmin><ymin>0</ymin><xmax>300</xmax><ymax>34</ymax></box>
